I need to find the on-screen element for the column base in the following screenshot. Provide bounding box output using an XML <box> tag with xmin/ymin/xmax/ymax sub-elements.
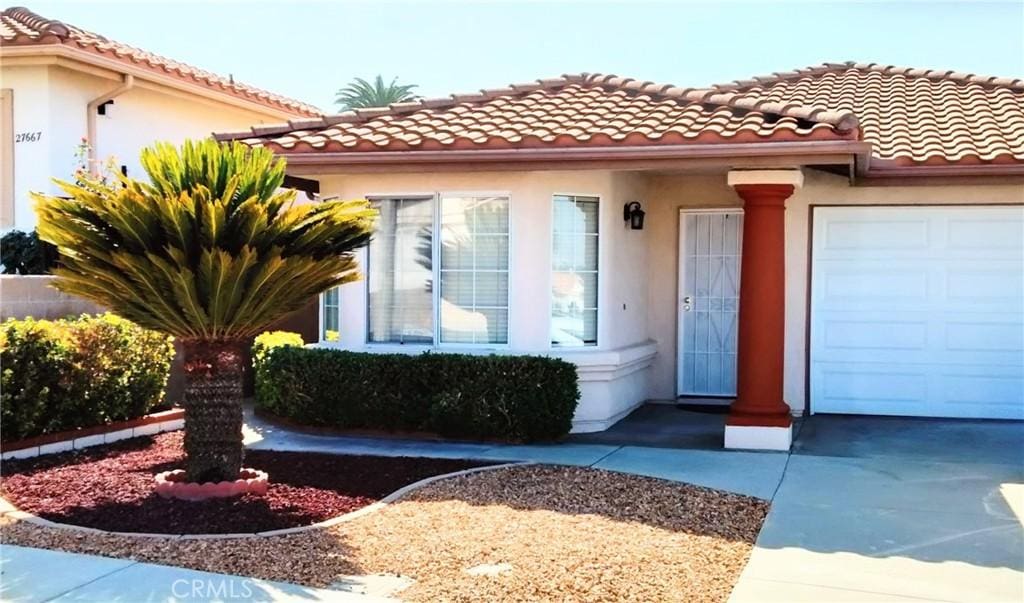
<box><xmin>724</xmin><ymin>424</ymin><xmax>792</xmax><ymax>451</ymax></box>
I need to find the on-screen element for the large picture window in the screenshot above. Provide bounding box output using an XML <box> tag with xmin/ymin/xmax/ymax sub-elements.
<box><xmin>366</xmin><ymin>194</ymin><xmax>510</xmax><ymax>346</ymax></box>
<box><xmin>551</xmin><ymin>195</ymin><xmax>598</xmax><ymax>346</ymax></box>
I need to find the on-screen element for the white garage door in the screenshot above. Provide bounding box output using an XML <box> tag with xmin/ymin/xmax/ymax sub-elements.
<box><xmin>810</xmin><ymin>205</ymin><xmax>1024</xmax><ymax>419</ymax></box>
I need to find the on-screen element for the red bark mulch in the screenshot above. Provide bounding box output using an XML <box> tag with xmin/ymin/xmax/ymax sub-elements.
<box><xmin>0</xmin><ymin>432</ymin><xmax>492</xmax><ymax>535</ymax></box>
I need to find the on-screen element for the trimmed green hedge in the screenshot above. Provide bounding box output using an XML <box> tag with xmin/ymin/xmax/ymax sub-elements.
<box><xmin>254</xmin><ymin>343</ymin><xmax>580</xmax><ymax>442</ymax></box>
<box><xmin>0</xmin><ymin>313</ymin><xmax>175</xmax><ymax>441</ymax></box>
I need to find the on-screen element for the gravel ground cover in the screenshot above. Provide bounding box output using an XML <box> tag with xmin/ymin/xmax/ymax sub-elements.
<box><xmin>1</xmin><ymin>464</ymin><xmax>769</xmax><ymax>602</ymax></box>
<box><xmin>0</xmin><ymin>432</ymin><xmax>489</xmax><ymax>534</ymax></box>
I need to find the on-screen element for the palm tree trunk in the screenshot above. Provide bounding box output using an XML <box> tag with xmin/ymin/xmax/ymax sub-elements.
<box><xmin>181</xmin><ymin>339</ymin><xmax>247</xmax><ymax>483</ymax></box>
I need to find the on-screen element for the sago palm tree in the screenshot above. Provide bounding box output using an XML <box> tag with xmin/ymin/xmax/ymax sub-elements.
<box><xmin>335</xmin><ymin>75</ymin><xmax>418</xmax><ymax>110</ymax></box>
<box><xmin>33</xmin><ymin>139</ymin><xmax>376</xmax><ymax>483</ymax></box>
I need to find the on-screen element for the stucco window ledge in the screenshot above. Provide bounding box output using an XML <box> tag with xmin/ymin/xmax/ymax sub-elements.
<box><xmin>557</xmin><ymin>341</ymin><xmax>658</xmax><ymax>434</ymax></box>
<box><xmin>308</xmin><ymin>343</ymin><xmax>506</xmax><ymax>355</ymax></box>
<box><xmin>551</xmin><ymin>340</ymin><xmax>658</xmax><ymax>382</ymax></box>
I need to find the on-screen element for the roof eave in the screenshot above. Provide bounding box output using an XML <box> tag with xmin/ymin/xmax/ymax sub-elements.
<box><xmin>0</xmin><ymin>43</ymin><xmax>319</xmax><ymax>119</ymax></box>
<box><xmin>273</xmin><ymin>140</ymin><xmax>871</xmax><ymax>175</ymax></box>
<box><xmin>858</xmin><ymin>162</ymin><xmax>1024</xmax><ymax>184</ymax></box>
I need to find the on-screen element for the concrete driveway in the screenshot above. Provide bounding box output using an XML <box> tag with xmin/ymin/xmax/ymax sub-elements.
<box><xmin>730</xmin><ymin>416</ymin><xmax>1024</xmax><ymax>603</ymax></box>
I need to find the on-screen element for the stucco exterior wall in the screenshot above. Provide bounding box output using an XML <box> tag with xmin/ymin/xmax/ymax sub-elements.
<box><xmin>1</xmin><ymin>64</ymin><xmax>281</xmax><ymax>232</ymax></box>
<box><xmin>312</xmin><ymin>169</ymin><xmax>657</xmax><ymax>431</ymax></box>
<box><xmin>316</xmin><ymin>170</ymin><xmax>651</xmax><ymax>352</ymax></box>
<box><xmin>310</xmin><ymin>166</ymin><xmax>1022</xmax><ymax>426</ymax></box>
<box><xmin>644</xmin><ymin>169</ymin><xmax>1024</xmax><ymax>414</ymax></box>
<box><xmin>91</xmin><ymin>83</ymin><xmax>274</xmax><ymax>181</ymax></box>
<box><xmin>645</xmin><ymin>173</ymin><xmax>741</xmax><ymax>402</ymax></box>
<box><xmin>0</xmin><ymin>65</ymin><xmax>51</xmax><ymax>231</ymax></box>
<box><xmin>0</xmin><ymin>275</ymin><xmax>103</xmax><ymax>320</ymax></box>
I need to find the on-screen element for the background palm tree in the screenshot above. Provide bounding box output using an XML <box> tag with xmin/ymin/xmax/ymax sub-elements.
<box><xmin>335</xmin><ymin>75</ymin><xmax>418</xmax><ymax>110</ymax></box>
<box><xmin>34</xmin><ymin>140</ymin><xmax>376</xmax><ymax>483</ymax></box>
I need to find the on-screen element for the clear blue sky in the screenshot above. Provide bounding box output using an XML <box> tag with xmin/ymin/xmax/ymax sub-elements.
<box><xmin>31</xmin><ymin>0</ymin><xmax>1024</xmax><ymax>112</ymax></box>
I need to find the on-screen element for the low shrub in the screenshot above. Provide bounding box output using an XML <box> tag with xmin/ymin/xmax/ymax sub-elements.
<box><xmin>255</xmin><ymin>347</ymin><xmax>580</xmax><ymax>442</ymax></box>
<box><xmin>0</xmin><ymin>313</ymin><xmax>175</xmax><ymax>441</ymax></box>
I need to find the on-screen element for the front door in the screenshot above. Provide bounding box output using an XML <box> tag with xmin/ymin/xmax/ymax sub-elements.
<box><xmin>678</xmin><ymin>210</ymin><xmax>743</xmax><ymax>397</ymax></box>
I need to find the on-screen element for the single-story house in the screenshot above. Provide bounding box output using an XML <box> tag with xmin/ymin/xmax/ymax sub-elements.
<box><xmin>0</xmin><ymin>6</ymin><xmax>319</xmax><ymax>233</ymax></box>
<box><xmin>218</xmin><ymin>63</ymin><xmax>1024</xmax><ymax>450</ymax></box>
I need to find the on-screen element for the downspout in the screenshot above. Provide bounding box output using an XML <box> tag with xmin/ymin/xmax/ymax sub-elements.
<box><xmin>86</xmin><ymin>74</ymin><xmax>135</xmax><ymax>174</ymax></box>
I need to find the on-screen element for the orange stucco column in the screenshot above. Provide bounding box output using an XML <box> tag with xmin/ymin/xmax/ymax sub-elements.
<box><xmin>729</xmin><ymin>183</ymin><xmax>795</xmax><ymax>429</ymax></box>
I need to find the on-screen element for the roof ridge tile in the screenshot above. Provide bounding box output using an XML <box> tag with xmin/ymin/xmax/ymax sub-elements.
<box><xmin>716</xmin><ymin>61</ymin><xmax>1024</xmax><ymax>92</ymax></box>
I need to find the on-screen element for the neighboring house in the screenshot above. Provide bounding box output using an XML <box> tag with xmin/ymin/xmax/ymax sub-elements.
<box><xmin>229</xmin><ymin>64</ymin><xmax>1024</xmax><ymax>448</ymax></box>
<box><xmin>0</xmin><ymin>6</ymin><xmax>320</xmax><ymax>232</ymax></box>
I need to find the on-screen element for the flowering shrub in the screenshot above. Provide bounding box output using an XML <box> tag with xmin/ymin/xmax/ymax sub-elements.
<box><xmin>0</xmin><ymin>313</ymin><xmax>175</xmax><ymax>441</ymax></box>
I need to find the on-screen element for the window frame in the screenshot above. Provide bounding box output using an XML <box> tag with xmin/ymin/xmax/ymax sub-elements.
<box><xmin>360</xmin><ymin>191</ymin><xmax>513</xmax><ymax>350</ymax></box>
<box><xmin>550</xmin><ymin>192</ymin><xmax>601</xmax><ymax>349</ymax></box>
<box><xmin>319</xmin><ymin>286</ymin><xmax>340</xmax><ymax>343</ymax></box>
<box><xmin>363</xmin><ymin>194</ymin><xmax>437</xmax><ymax>346</ymax></box>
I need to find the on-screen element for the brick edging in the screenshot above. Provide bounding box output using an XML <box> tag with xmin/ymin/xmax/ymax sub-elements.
<box><xmin>0</xmin><ymin>462</ymin><xmax>528</xmax><ymax>540</ymax></box>
<box><xmin>0</xmin><ymin>409</ymin><xmax>185</xmax><ymax>460</ymax></box>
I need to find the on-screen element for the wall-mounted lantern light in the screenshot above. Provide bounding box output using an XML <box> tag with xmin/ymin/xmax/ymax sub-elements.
<box><xmin>623</xmin><ymin>201</ymin><xmax>645</xmax><ymax>230</ymax></box>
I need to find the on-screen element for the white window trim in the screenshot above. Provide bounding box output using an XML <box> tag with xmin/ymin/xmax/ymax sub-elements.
<box><xmin>317</xmin><ymin>291</ymin><xmax>324</xmax><ymax>343</ymax></box>
<box><xmin>318</xmin><ymin>286</ymin><xmax>340</xmax><ymax>343</ymax></box>
<box><xmin>549</xmin><ymin>192</ymin><xmax>602</xmax><ymax>350</ymax></box>
<box><xmin>360</xmin><ymin>191</ymin><xmax>513</xmax><ymax>350</ymax></box>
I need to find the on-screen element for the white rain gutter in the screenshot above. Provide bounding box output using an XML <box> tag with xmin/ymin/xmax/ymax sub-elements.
<box><xmin>86</xmin><ymin>73</ymin><xmax>135</xmax><ymax>173</ymax></box>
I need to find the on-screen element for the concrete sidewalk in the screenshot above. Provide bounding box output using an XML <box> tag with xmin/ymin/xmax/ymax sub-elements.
<box><xmin>0</xmin><ymin>545</ymin><xmax>387</xmax><ymax>602</ymax></box>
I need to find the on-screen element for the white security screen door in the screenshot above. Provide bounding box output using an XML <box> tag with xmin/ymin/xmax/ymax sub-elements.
<box><xmin>810</xmin><ymin>205</ymin><xmax>1024</xmax><ymax>419</ymax></box>
<box><xmin>678</xmin><ymin>210</ymin><xmax>743</xmax><ymax>396</ymax></box>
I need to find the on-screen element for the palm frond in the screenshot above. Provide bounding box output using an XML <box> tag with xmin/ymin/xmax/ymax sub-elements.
<box><xmin>335</xmin><ymin>75</ymin><xmax>419</xmax><ymax>110</ymax></box>
<box><xmin>33</xmin><ymin>139</ymin><xmax>377</xmax><ymax>341</ymax></box>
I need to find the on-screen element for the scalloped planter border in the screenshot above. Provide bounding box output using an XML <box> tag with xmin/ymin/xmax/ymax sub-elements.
<box><xmin>155</xmin><ymin>468</ymin><xmax>269</xmax><ymax>501</ymax></box>
<box><xmin>0</xmin><ymin>462</ymin><xmax>528</xmax><ymax>540</ymax></box>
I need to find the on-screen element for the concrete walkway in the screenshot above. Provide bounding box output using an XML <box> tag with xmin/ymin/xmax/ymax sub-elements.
<box><xmin>243</xmin><ymin>407</ymin><xmax>790</xmax><ymax>499</ymax></box>
<box><xmin>0</xmin><ymin>545</ymin><xmax>387</xmax><ymax>602</ymax></box>
<box><xmin>246</xmin><ymin>409</ymin><xmax>1024</xmax><ymax>602</ymax></box>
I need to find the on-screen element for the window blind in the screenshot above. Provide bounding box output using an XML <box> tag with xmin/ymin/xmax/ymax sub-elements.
<box><xmin>552</xmin><ymin>195</ymin><xmax>598</xmax><ymax>346</ymax></box>
<box><xmin>439</xmin><ymin>195</ymin><xmax>510</xmax><ymax>344</ymax></box>
<box><xmin>367</xmin><ymin>197</ymin><xmax>435</xmax><ymax>343</ymax></box>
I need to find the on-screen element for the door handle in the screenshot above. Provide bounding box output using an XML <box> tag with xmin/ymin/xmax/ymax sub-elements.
<box><xmin>683</xmin><ymin>295</ymin><xmax>692</xmax><ymax>311</ymax></box>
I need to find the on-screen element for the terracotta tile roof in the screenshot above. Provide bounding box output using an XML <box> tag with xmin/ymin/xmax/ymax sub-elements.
<box><xmin>216</xmin><ymin>73</ymin><xmax>859</xmax><ymax>153</ymax></box>
<box><xmin>713</xmin><ymin>62</ymin><xmax>1024</xmax><ymax>166</ymax></box>
<box><xmin>0</xmin><ymin>6</ymin><xmax>319</xmax><ymax>117</ymax></box>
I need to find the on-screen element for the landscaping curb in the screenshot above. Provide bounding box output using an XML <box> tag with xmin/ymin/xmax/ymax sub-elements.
<box><xmin>0</xmin><ymin>409</ymin><xmax>185</xmax><ymax>460</ymax></box>
<box><xmin>0</xmin><ymin>461</ymin><xmax>530</xmax><ymax>540</ymax></box>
